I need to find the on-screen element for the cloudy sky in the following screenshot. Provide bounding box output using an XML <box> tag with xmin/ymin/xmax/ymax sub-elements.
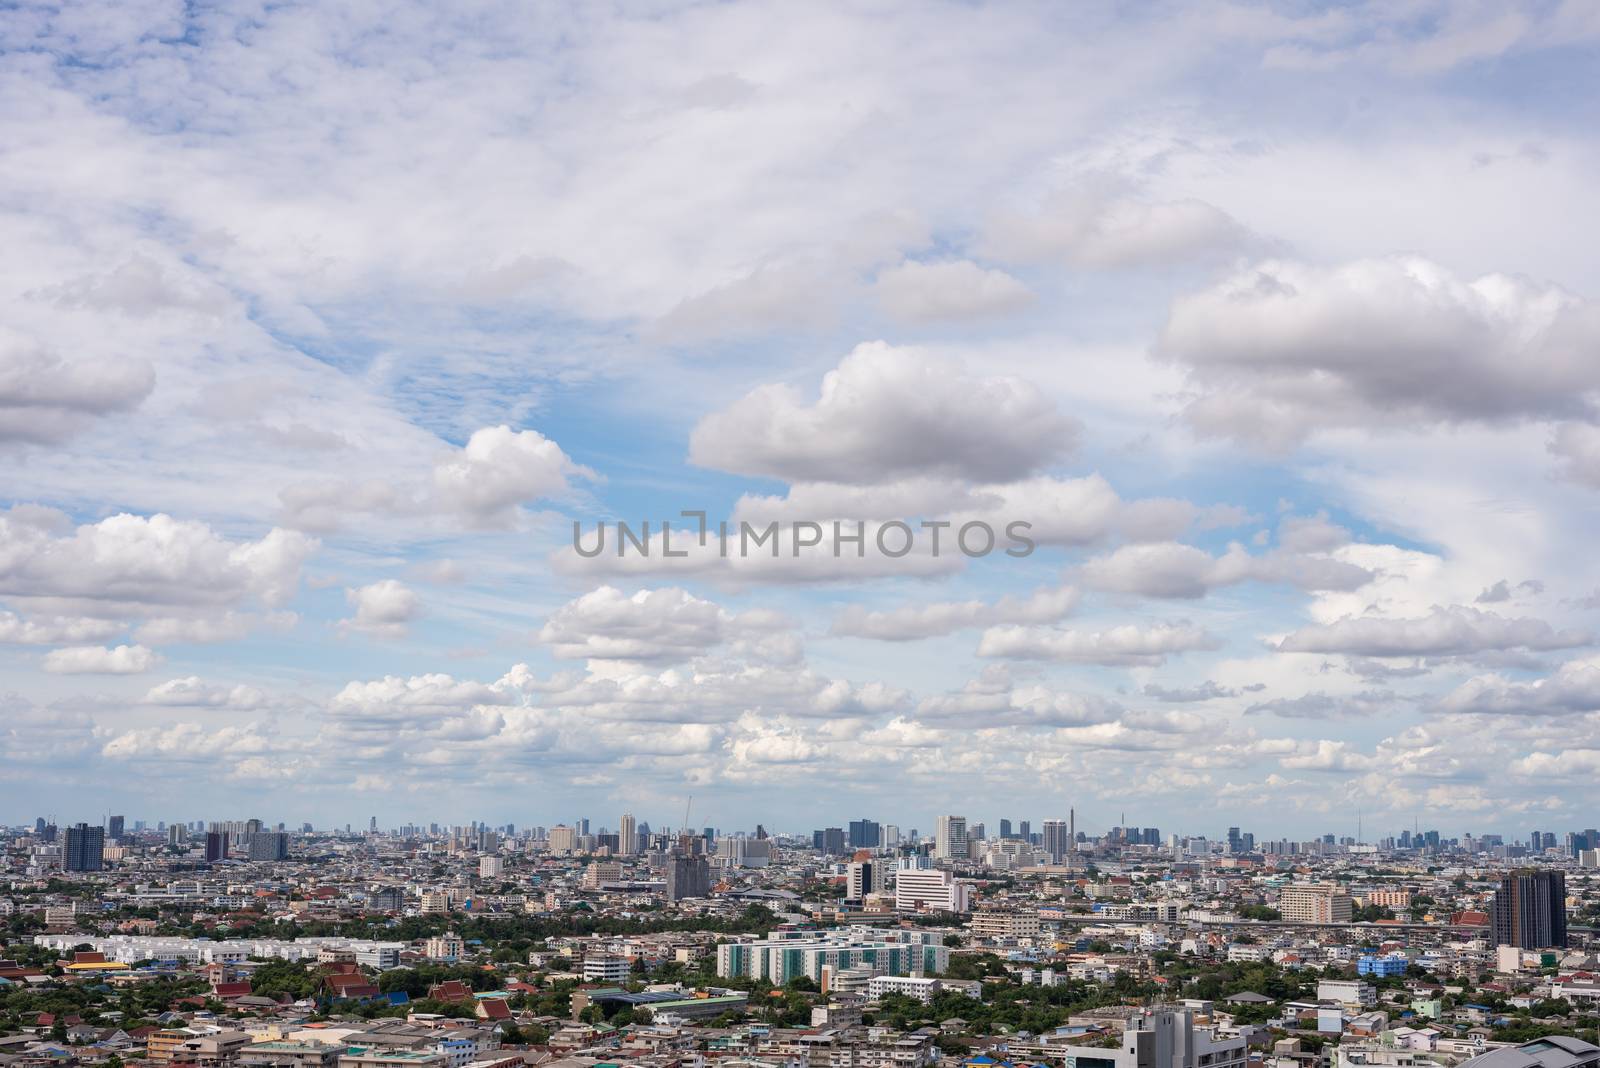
<box><xmin>4</xmin><ymin>0</ymin><xmax>1600</xmax><ymax>839</ymax></box>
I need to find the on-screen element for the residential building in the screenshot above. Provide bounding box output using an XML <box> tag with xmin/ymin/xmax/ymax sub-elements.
<box><xmin>1493</xmin><ymin>869</ymin><xmax>1568</xmax><ymax>948</ymax></box>
<box><xmin>1280</xmin><ymin>883</ymin><xmax>1354</xmax><ymax>923</ymax></box>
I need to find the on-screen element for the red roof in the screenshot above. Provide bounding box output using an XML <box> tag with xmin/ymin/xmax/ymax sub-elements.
<box><xmin>428</xmin><ymin>980</ymin><xmax>474</xmax><ymax>1002</ymax></box>
<box><xmin>476</xmin><ymin>999</ymin><xmax>513</xmax><ymax>1020</ymax></box>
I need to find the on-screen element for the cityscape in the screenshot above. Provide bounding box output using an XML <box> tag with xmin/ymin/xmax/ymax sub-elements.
<box><xmin>5</xmin><ymin>811</ymin><xmax>1600</xmax><ymax>1068</ymax></box>
<box><xmin>7</xmin><ymin>4</ymin><xmax>1600</xmax><ymax>1068</ymax></box>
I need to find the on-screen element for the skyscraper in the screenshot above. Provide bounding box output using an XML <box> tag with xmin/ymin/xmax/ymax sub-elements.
<box><xmin>1042</xmin><ymin>818</ymin><xmax>1070</xmax><ymax>862</ymax></box>
<box><xmin>848</xmin><ymin>818</ymin><xmax>881</xmax><ymax>848</ymax></box>
<box><xmin>935</xmin><ymin>815</ymin><xmax>968</xmax><ymax>860</ymax></box>
<box><xmin>64</xmin><ymin>823</ymin><xmax>105</xmax><ymax>871</ymax></box>
<box><xmin>619</xmin><ymin>813</ymin><xmax>638</xmax><ymax>855</ymax></box>
<box><xmin>246</xmin><ymin>831</ymin><xmax>290</xmax><ymax>861</ymax></box>
<box><xmin>665</xmin><ymin>853</ymin><xmax>710</xmax><ymax>901</ymax></box>
<box><xmin>205</xmin><ymin>831</ymin><xmax>228</xmax><ymax>861</ymax></box>
<box><xmin>1493</xmin><ymin>869</ymin><xmax>1567</xmax><ymax>948</ymax></box>
<box><xmin>847</xmin><ymin>859</ymin><xmax>876</xmax><ymax>900</ymax></box>
<box><xmin>107</xmin><ymin>814</ymin><xmax>125</xmax><ymax>841</ymax></box>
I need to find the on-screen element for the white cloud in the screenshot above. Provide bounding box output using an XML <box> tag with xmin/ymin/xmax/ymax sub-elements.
<box><xmin>1158</xmin><ymin>256</ymin><xmax>1600</xmax><ymax>449</ymax></box>
<box><xmin>689</xmin><ymin>341</ymin><xmax>1077</xmax><ymax>484</ymax></box>
<box><xmin>1275</xmin><ymin>605</ymin><xmax>1591</xmax><ymax>658</ymax></box>
<box><xmin>0</xmin><ymin>611</ymin><xmax>124</xmax><ymax>645</ymax></box>
<box><xmin>0</xmin><ymin>336</ymin><xmax>155</xmax><ymax>443</ymax></box>
<box><xmin>977</xmin><ymin>620</ymin><xmax>1220</xmax><ymax>666</ymax></box>
<box><xmin>340</xmin><ymin>580</ymin><xmax>422</xmax><ymax>639</ymax></box>
<box><xmin>1080</xmin><ymin>539</ymin><xmax>1371</xmax><ymax>599</ymax></box>
<box><xmin>0</xmin><ymin>506</ymin><xmax>316</xmax><ymax>618</ymax></box>
<box><xmin>281</xmin><ymin>425</ymin><xmax>591</xmax><ymax>532</ymax></box>
<box><xmin>830</xmin><ymin>585</ymin><xmax>1078</xmax><ymax>641</ymax></box>
<box><xmin>42</xmin><ymin>643</ymin><xmax>160</xmax><ymax>674</ymax></box>
<box><xmin>873</xmin><ymin>259</ymin><xmax>1034</xmax><ymax>323</ymax></box>
<box><xmin>1434</xmin><ymin>657</ymin><xmax>1600</xmax><ymax>715</ymax></box>
<box><xmin>981</xmin><ymin>186</ymin><xmax>1252</xmax><ymax>268</ymax></box>
<box><xmin>540</xmin><ymin>585</ymin><xmax>749</xmax><ymax>661</ymax></box>
<box><xmin>142</xmin><ymin>676</ymin><xmax>273</xmax><ymax>711</ymax></box>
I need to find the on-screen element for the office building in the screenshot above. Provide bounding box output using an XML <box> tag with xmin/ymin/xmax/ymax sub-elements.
<box><xmin>547</xmin><ymin>825</ymin><xmax>577</xmax><ymax>854</ymax></box>
<box><xmin>814</xmin><ymin>827</ymin><xmax>846</xmax><ymax>855</ymax></box>
<box><xmin>107</xmin><ymin>814</ymin><xmax>125</xmax><ymax>841</ymax></box>
<box><xmin>1042</xmin><ymin>818</ymin><xmax>1070</xmax><ymax>863</ymax></box>
<box><xmin>64</xmin><ymin>822</ymin><xmax>105</xmax><ymax>871</ymax></box>
<box><xmin>618</xmin><ymin>812</ymin><xmax>637</xmax><ymax>855</ymax></box>
<box><xmin>849</xmin><ymin>818</ymin><xmax>881</xmax><ymax>849</ymax></box>
<box><xmin>894</xmin><ymin>860</ymin><xmax>971</xmax><ymax>913</ymax></box>
<box><xmin>1493</xmin><ymin>869</ymin><xmax>1568</xmax><ymax>948</ymax></box>
<box><xmin>935</xmin><ymin>815</ymin><xmax>968</xmax><ymax>860</ymax></box>
<box><xmin>847</xmin><ymin>859</ymin><xmax>876</xmax><ymax>900</ymax></box>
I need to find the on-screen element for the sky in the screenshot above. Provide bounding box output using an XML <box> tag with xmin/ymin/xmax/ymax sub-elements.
<box><xmin>4</xmin><ymin>0</ymin><xmax>1600</xmax><ymax>840</ymax></box>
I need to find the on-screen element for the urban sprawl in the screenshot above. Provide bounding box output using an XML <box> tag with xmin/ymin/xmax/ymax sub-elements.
<box><xmin>5</xmin><ymin>813</ymin><xmax>1600</xmax><ymax>1068</ymax></box>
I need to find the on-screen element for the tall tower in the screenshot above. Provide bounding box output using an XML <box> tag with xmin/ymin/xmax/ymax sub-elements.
<box><xmin>1069</xmin><ymin>808</ymin><xmax>1076</xmax><ymax>853</ymax></box>
<box><xmin>935</xmin><ymin>815</ymin><xmax>968</xmax><ymax>860</ymax></box>
<box><xmin>619</xmin><ymin>813</ymin><xmax>638</xmax><ymax>855</ymax></box>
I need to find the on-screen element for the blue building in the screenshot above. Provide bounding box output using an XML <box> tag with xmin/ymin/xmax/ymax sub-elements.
<box><xmin>1357</xmin><ymin>953</ymin><xmax>1408</xmax><ymax>977</ymax></box>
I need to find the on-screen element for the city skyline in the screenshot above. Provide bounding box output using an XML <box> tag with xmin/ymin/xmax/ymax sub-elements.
<box><xmin>6</xmin><ymin>2</ymin><xmax>1600</xmax><ymax>830</ymax></box>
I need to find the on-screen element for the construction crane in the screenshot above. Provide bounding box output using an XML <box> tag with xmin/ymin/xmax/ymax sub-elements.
<box><xmin>683</xmin><ymin>795</ymin><xmax>693</xmax><ymax>836</ymax></box>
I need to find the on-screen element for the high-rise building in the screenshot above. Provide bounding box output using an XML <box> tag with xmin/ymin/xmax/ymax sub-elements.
<box><xmin>548</xmin><ymin>825</ymin><xmax>577</xmax><ymax>854</ymax></box>
<box><xmin>64</xmin><ymin>823</ymin><xmax>105</xmax><ymax>871</ymax></box>
<box><xmin>204</xmin><ymin>831</ymin><xmax>227</xmax><ymax>861</ymax></box>
<box><xmin>894</xmin><ymin>860</ymin><xmax>971</xmax><ymax>913</ymax></box>
<box><xmin>814</xmin><ymin>827</ymin><xmax>846</xmax><ymax>855</ymax></box>
<box><xmin>1493</xmin><ymin>869</ymin><xmax>1567</xmax><ymax>948</ymax></box>
<box><xmin>619</xmin><ymin>813</ymin><xmax>638</xmax><ymax>855</ymax></box>
<box><xmin>107</xmin><ymin>815</ymin><xmax>125</xmax><ymax>841</ymax></box>
<box><xmin>1018</xmin><ymin>820</ymin><xmax>1031</xmax><ymax>843</ymax></box>
<box><xmin>847</xmin><ymin>859</ymin><xmax>876</xmax><ymax>900</ymax></box>
<box><xmin>1279</xmin><ymin>883</ymin><xmax>1354</xmax><ymax>923</ymax></box>
<box><xmin>999</xmin><ymin>818</ymin><xmax>1013</xmax><ymax>840</ymax></box>
<box><xmin>666</xmin><ymin>853</ymin><xmax>710</xmax><ymax>902</ymax></box>
<box><xmin>245</xmin><ymin>831</ymin><xmax>289</xmax><ymax>861</ymax></box>
<box><xmin>934</xmin><ymin>815</ymin><xmax>968</xmax><ymax>860</ymax></box>
<box><xmin>1042</xmin><ymin>819</ymin><xmax>1070</xmax><ymax>863</ymax></box>
<box><xmin>848</xmin><ymin>819</ymin><xmax>881</xmax><ymax>849</ymax></box>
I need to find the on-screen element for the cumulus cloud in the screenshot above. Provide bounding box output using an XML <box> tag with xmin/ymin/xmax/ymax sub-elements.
<box><xmin>0</xmin><ymin>338</ymin><xmax>155</xmax><ymax>443</ymax></box>
<box><xmin>1434</xmin><ymin>657</ymin><xmax>1600</xmax><ymax>716</ymax></box>
<box><xmin>1141</xmin><ymin>680</ymin><xmax>1237</xmax><ymax>703</ymax></box>
<box><xmin>281</xmin><ymin>425</ymin><xmax>592</xmax><ymax>531</ymax></box>
<box><xmin>688</xmin><ymin>341</ymin><xmax>1078</xmax><ymax>484</ymax></box>
<box><xmin>1245</xmin><ymin>689</ymin><xmax>1396</xmax><ymax>719</ymax></box>
<box><xmin>977</xmin><ymin>620</ymin><xmax>1220</xmax><ymax>666</ymax></box>
<box><xmin>1275</xmin><ymin>605</ymin><xmax>1591</xmax><ymax>658</ymax></box>
<box><xmin>873</xmin><ymin>259</ymin><xmax>1034</xmax><ymax>322</ymax></box>
<box><xmin>1080</xmin><ymin>539</ymin><xmax>1372</xmax><ymax>599</ymax></box>
<box><xmin>42</xmin><ymin>643</ymin><xmax>160</xmax><ymax>674</ymax></box>
<box><xmin>142</xmin><ymin>676</ymin><xmax>274</xmax><ymax>711</ymax></box>
<box><xmin>830</xmin><ymin>585</ymin><xmax>1078</xmax><ymax>641</ymax></box>
<box><xmin>0</xmin><ymin>611</ymin><xmax>124</xmax><ymax>645</ymax></box>
<box><xmin>538</xmin><ymin>585</ymin><xmax>792</xmax><ymax>662</ymax></box>
<box><xmin>340</xmin><ymin>580</ymin><xmax>422</xmax><ymax>638</ymax></box>
<box><xmin>1158</xmin><ymin>256</ymin><xmax>1600</xmax><ymax>449</ymax></box>
<box><xmin>0</xmin><ymin>506</ymin><xmax>316</xmax><ymax>619</ymax></box>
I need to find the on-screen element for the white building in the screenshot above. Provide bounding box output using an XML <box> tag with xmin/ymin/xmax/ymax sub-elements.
<box><xmin>895</xmin><ymin>863</ymin><xmax>972</xmax><ymax>913</ymax></box>
<box><xmin>935</xmin><ymin>816</ymin><xmax>969</xmax><ymax>860</ymax></box>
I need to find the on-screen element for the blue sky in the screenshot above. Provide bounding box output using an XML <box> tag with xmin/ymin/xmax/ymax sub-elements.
<box><xmin>5</xmin><ymin>0</ymin><xmax>1600</xmax><ymax>839</ymax></box>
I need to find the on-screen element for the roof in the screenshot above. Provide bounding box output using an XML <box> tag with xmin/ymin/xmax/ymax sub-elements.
<box><xmin>1459</xmin><ymin>1037</ymin><xmax>1600</xmax><ymax>1068</ymax></box>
